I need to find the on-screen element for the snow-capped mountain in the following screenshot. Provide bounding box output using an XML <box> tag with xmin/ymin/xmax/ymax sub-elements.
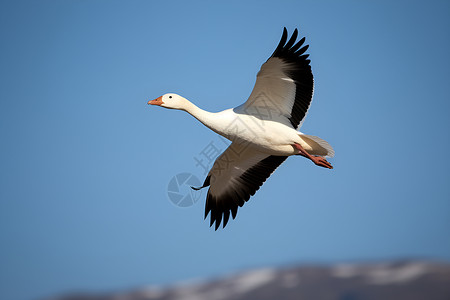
<box><xmin>50</xmin><ymin>261</ymin><xmax>450</xmax><ymax>300</ymax></box>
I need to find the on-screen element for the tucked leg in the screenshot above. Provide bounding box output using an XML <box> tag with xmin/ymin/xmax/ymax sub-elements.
<box><xmin>293</xmin><ymin>143</ymin><xmax>333</xmax><ymax>169</ymax></box>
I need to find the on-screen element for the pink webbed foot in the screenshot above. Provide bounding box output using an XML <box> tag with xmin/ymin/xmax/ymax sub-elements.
<box><xmin>292</xmin><ymin>143</ymin><xmax>333</xmax><ymax>169</ymax></box>
<box><xmin>311</xmin><ymin>156</ymin><xmax>333</xmax><ymax>169</ymax></box>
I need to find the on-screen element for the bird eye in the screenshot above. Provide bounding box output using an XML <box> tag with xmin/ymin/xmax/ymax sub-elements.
<box><xmin>169</xmin><ymin>96</ymin><xmax>172</xmax><ymax>99</ymax></box>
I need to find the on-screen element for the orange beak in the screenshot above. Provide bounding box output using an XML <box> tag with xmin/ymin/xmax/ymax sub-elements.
<box><xmin>148</xmin><ymin>96</ymin><xmax>164</xmax><ymax>106</ymax></box>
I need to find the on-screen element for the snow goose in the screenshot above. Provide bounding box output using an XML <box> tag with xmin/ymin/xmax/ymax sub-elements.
<box><xmin>149</xmin><ymin>28</ymin><xmax>334</xmax><ymax>230</ymax></box>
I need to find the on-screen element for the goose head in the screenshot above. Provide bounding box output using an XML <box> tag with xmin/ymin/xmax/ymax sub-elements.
<box><xmin>148</xmin><ymin>93</ymin><xmax>188</xmax><ymax>110</ymax></box>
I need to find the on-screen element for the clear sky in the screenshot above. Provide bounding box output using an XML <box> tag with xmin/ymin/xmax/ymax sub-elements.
<box><xmin>1</xmin><ymin>1</ymin><xmax>449</xmax><ymax>299</ymax></box>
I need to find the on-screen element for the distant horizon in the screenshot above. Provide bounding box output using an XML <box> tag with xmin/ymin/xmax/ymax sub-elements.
<box><xmin>49</xmin><ymin>260</ymin><xmax>450</xmax><ymax>300</ymax></box>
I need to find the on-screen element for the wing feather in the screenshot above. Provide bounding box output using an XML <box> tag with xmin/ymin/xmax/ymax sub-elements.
<box><xmin>236</xmin><ymin>27</ymin><xmax>314</xmax><ymax>129</ymax></box>
<box><xmin>199</xmin><ymin>143</ymin><xmax>287</xmax><ymax>229</ymax></box>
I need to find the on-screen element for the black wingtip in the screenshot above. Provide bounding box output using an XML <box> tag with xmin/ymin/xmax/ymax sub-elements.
<box><xmin>284</xmin><ymin>28</ymin><xmax>298</xmax><ymax>49</ymax></box>
<box><xmin>231</xmin><ymin>206</ymin><xmax>238</xmax><ymax>219</ymax></box>
<box><xmin>222</xmin><ymin>210</ymin><xmax>230</xmax><ymax>228</ymax></box>
<box><xmin>295</xmin><ymin>44</ymin><xmax>309</xmax><ymax>56</ymax></box>
<box><xmin>193</xmin><ymin>175</ymin><xmax>211</xmax><ymax>191</ymax></box>
<box><xmin>271</xmin><ymin>27</ymin><xmax>288</xmax><ymax>59</ymax></box>
<box><xmin>204</xmin><ymin>155</ymin><xmax>288</xmax><ymax>231</ymax></box>
<box><xmin>214</xmin><ymin>220</ymin><xmax>220</xmax><ymax>231</ymax></box>
<box><xmin>271</xmin><ymin>27</ymin><xmax>309</xmax><ymax>61</ymax></box>
<box><xmin>290</xmin><ymin>36</ymin><xmax>305</xmax><ymax>53</ymax></box>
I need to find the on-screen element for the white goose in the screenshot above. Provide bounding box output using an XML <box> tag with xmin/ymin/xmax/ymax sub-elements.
<box><xmin>149</xmin><ymin>28</ymin><xmax>334</xmax><ymax>230</ymax></box>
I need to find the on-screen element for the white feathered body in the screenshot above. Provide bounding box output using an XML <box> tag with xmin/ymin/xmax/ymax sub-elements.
<box><xmin>195</xmin><ymin>108</ymin><xmax>333</xmax><ymax>157</ymax></box>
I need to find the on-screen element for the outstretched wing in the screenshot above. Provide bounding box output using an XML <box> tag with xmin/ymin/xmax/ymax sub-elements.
<box><xmin>196</xmin><ymin>142</ymin><xmax>287</xmax><ymax>230</ymax></box>
<box><xmin>235</xmin><ymin>27</ymin><xmax>314</xmax><ymax>129</ymax></box>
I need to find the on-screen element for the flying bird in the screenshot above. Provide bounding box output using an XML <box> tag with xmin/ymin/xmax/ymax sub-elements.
<box><xmin>149</xmin><ymin>28</ymin><xmax>334</xmax><ymax>230</ymax></box>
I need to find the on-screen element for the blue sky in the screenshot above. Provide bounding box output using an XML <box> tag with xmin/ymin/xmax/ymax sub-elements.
<box><xmin>1</xmin><ymin>1</ymin><xmax>449</xmax><ymax>299</ymax></box>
